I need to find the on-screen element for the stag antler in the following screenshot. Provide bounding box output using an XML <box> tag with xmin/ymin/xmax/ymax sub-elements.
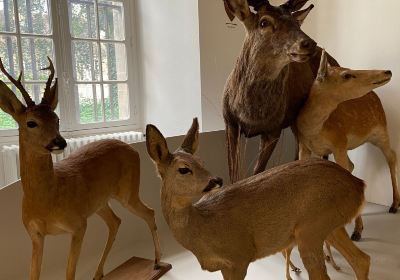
<box><xmin>41</xmin><ymin>56</ymin><xmax>55</xmax><ymax>105</ymax></box>
<box><xmin>281</xmin><ymin>0</ymin><xmax>310</xmax><ymax>12</ymax></box>
<box><xmin>0</xmin><ymin>57</ymin><xmax>34</xmax><ymax>107</ymax></box>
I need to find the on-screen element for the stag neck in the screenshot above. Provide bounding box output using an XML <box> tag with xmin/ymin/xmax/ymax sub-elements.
<box><xmin>18</xmin><ymin>137</ymin><xmax>55</xmax><ymax>198</ymax></box>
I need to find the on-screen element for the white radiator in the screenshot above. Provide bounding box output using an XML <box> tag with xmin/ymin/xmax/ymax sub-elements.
<box><xmin>0</xmin><ymin>131</ymin><xmax>144</xmax><ymax>189</ymax></box>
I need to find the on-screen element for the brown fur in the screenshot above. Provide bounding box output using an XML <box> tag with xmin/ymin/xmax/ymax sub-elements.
<box><xmin>297</xmin><ymin>50</ymin><xmax>399</xmax><ymax>242</ymax></box>
<box><xmin>147</xmin><ymin>118</ymin><xmax>370</xmax><ymax>280</ymax></box>
<box><xmin>0</xmin><ymin>59</ymin><xmax>161</xmax><ymax>280</ymax></box>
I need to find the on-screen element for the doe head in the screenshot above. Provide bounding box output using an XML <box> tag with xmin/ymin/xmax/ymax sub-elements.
<box><xmin>146</xmin><ymin>118</ymin><xmax>223</xmax><ymax>198</ymax></box>
<box><xmin>315</xmin><ymin>50</ymin><xmax>393</xmax><ymax>100</ymax></box>
<box><xmin>0</xmin><ymin>57</ymin><xmax>66</xmax><ymax>155</ymax></box>
<box><xmin>224</xmin><ymin>0</ymin><xmax>317</xmax><ymax>76</ymax></box>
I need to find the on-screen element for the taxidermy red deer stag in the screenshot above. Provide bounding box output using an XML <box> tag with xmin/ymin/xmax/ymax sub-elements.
<box><xmin>0</xmin><ymin>58</ymin><xmax>161</xmax><ymax>280</ymax></box>
<box><xmin>147</xmin><ymin>118</ymin><xmax>370</xmax><ymax>280</ymax></box>
<box><xmin>297</xmin><ymin>50</ymin><xmax>398</xmax><ymax>241</ymax></box>
<box><xmin>223</xmin><ymin>0</ymin><xmax>324</xmax><ymax>183</ymax></box>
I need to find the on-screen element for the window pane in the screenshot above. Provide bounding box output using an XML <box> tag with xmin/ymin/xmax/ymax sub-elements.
<box><xmin>21</xmin><ymin>37</ymin><xmax>54</xmax><ymax>81</ymax></box>
<box><xmin>69</xmin><ymin>0</ymin><xmax>97</xmax><ymax>39</ymax></box>
<box><xmin>0</xmin><ymin>82</ymin><xmax>17</xmax><ymax>129</ymax></box>
<box><xmin>24</xmin><ymin>83</ymin><xmax>45</xmax><ymax>103</ymax></box>
<box><xmin>18</xmin><ymin>0</ymin><xmax>51</xmax><ymax>35</ymax></box>
<box><xmin>101</xmin><ymin>42</ymin><xmax>126</xmax><ymax>81</ymax></box>
<box><xmin>0</xmin><ymin>0</ymin><xmax>16</xmax><ymax>32</ymax></box>
<box><xmin>77</xmin><ymin>84</ymin><xmax>103</xmax><ymax>124</ymax></box>
<box><xmin>73</xmin><ymin>40</ymin><xmax>100</xmax><ymax>81</ymax></box>
<box><xmin>98</xmin><ymin>0</ymin><xmax>124</xmax><ymax>41</ymax></box>
<box><xmin>0</xmin><ymin>35</ymin><xmax>19</xmax><ymax>81</ymax></box>
<box><xmin>103</xmin><ymin>83</ymin><xmax>128</xmax><ymax>121</ymax></box>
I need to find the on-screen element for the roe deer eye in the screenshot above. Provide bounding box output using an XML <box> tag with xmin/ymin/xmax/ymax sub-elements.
<box><xmin>179</xmin><ymin>168</ymin><xmax>191</xmax><ymax>175</ymax></box>
<box><xmin>27</xmin><ymin>121</ymin><xmax>38</xmax><ymax>128</ymax></box>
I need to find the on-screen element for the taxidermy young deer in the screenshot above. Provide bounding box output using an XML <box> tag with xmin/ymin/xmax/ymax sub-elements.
<box><xmin>0</xmin><ymin>58</ymin><xmax>161</xmax><ymax>280</ymax></box>
<box><xmin>297</xmin><ymin>50</ymin><xmax>398</xmax><ymax>241</ymax></box>
<box><xmin>147</xmin><ymin>118</ymin><xmax>370</xmax><ymax>280</ymax></box>
<box><xmin>223</xmin><ymin>0</ymin><xmax>322</xmax><ymax>183</ymax></box>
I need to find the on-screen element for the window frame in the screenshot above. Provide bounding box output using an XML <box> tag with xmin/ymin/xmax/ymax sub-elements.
<box><xmin>0</xmin><ymin>0</ymin><xmax>141</xmax><ymax>141</ymax></box>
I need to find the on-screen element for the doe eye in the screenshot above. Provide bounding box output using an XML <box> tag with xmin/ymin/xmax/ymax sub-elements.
<box><xmin>260</xmin><ymin>19</ymin><xmax>271</xmax><ymax>29</ymax></box>
<box><xmin>27</xmin><ymin>121</ymin><xmax>38</xmax><ymax>128</ymax></box>
<box><xmin>343</xmin><ymin>73</ymin><xmax>354</xmax><ymax>80</ymax></box>
<box><xmin>178</xmin><ymin>168</ymin><xmax>191</xmax><ymax>175</ymax></box>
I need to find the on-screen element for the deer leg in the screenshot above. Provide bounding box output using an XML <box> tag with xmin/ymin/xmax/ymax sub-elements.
<box><xmin>283</xmin><ymin>247</ymin><xmax>301</xmax><ymax>280</ymax></box>
<box><xmin>297</xmin><ymin>240</ymin><xmax>330</xmax><ymax>280</ymax></box>
<box><xmin>226</xmin><ymin>123</ymin><xmax>241</xmax><ymax>183</ymax></box>
<box><xmin>253</xmin><ymin>132</ymin><xmax>281</xmax><ymax>175</ymax></box>
<box><xmin>28</xmin><ymin>231</ymin><xmax>44</xmax><ymax>280</ymax></box>
<box><xmin>333</xmin><ymin>149</ymin><xmax>363</xmax><ymax>241</ymax></box>
<box><xmin>94</xmin><ymin>204</ymin><xmax>121</xmax><ymax>280</ymax></box>
<box><xmin>372</xmin><ymin>136</ymin><xmax>400</xmax><ymax>213</ymax></box>
<box><xmin>66</xmin><ymin>223</ymin><xmax>87</xmax><ymax>280</ymax></box>
<box><xmin>127</xmin><ymin>198</ymin><xmax>161</xmax><ymax>268</ymax></box>
<box><xmin>325</xmin><ymin>243</ymin><xmax>340</xmax><ymax>271</ymax></box>
<box><xmin>326</xmin><ymin>227</ymin><xmax>370</xmax><ymax>280</ymax></box>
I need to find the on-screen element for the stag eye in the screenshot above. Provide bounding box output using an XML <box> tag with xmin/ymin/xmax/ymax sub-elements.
<box><xmin>260</xmin><ymin>19</ymin><xmax>272</xmax><ymax>29</ymax></box>
<box><xmin>178</xmin><ymin>167</ymin><xmax>191</xmax><ymax>175</ymax></box>
<box><xmin>27</xmin><ymin>121</ymin><xmax>38</xmax><ymax>128</ymax></box>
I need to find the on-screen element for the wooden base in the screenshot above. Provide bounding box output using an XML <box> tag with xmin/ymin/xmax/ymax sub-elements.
<box><xmin>103</xmin><ymin>257</ymin><xmax>172</xmax><ymax>280</ymax></box>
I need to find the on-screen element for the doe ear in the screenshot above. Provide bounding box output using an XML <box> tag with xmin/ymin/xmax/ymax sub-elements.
<box><xmin>181</xmin><ymin>118</ymin><xmax>199</xmax><ymax>154</ymax></box>
<box><xmin>223</xmin><ymin>0</ymin><xmax>252</xmax><ymax>22</ymax></box>
<box><xmin>317</xmin><ymin>49</ymin><xmax>329</xmax><ymax>82</ymax></box>
<box><xmin>146</xmin><ymin>124</ymin><xmax>170</xmax><ymax>164</ymax></box>
<box><xmin>293</xmin><ymin>4</ymin><xmax>314</xmax><ymax>26</ymax></box>
<box><xmin>0</xmin><ymin>80</ymin><xmax>25</xmax><ymax>117</ymax></box>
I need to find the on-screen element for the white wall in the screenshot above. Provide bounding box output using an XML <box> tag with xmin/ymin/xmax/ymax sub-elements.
<box><xmin>135</xmin><ymin>0</ymin><xmax>202</xmax><ymax>137</ymax></box>
<box><xmin>302</xmin><ymin>0</ymin><xmax>400</xmax><ymax>207</ymax></box>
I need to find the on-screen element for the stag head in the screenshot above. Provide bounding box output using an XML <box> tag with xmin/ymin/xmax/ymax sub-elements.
<box><xmin>224</xmin><ymin>0</ymin><xmax>317</xmax><ymax>76</ymax></box>
<box><xmin>0</xmin><ymin>57</ymin><xmax>66</xmax><ymax>154</ymax></box>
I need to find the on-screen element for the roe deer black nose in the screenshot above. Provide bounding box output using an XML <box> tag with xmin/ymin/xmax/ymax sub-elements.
<box><xmin>385</xmin><ymin>70</ymin><xmax>392</xmax><ymax>76</ymax></box>
<box><xmin>211</xmin><ymin>177</ymin><xmax>223</xmax><ymax>187</ymax></box>
<box><xmin>54</xmin><ymin>136</ymin><xmax>67</xmax><ymax>149</ymax></box>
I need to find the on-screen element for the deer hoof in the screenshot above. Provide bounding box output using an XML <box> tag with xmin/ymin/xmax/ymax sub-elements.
<box><xmin>154</xmin><ymin>263</ymin><xmax>161</xmax><ymax>270</ymax></box>
<box><xmin>389</xmin><ymin>206</ymin><xmax>398</xmax><ymax>214</ymax></box>
<box><xmin>351</xmin><ymin>232</ymin><xmax>361</xmax><ymax>241</ymax></box>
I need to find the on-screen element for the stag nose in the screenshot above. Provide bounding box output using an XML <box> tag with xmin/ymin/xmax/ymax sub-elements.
<box><xmin>300</xmin><ymin>38</ymin><xmax>317</xmax><ymax>51</ymax></box>
<box><xmin>211</xmin><ymin>177</ymin><xmax>223</xmax><ymax>187</ymax></box>
<box><xmin>54</xmin><ymin>136</ymin><xmax>67</xmax><ymax>150</ymax></box>
<box><xmin>385</xmin><ymin>70</ymin><xmax>392</xmax><ymax>76</ymax></box>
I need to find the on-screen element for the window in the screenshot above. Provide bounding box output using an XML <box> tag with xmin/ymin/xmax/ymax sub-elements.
<box><xmin>0</xmin><ymin>0</ymin><xmax>138</xmax><ymax>137</ymax></box>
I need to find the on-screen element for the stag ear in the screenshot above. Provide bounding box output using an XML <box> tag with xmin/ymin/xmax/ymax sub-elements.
<box><xmin>0</xmin><ymin>80</ymin><xmax>26</xmax><ymax>117</ymax></box>
<box><xmin>146</xmin><ymin>124</ymin><xmax>170</xmax><ymax>164</ymax></box>
<box><xmin>181</xmin><ymin>118</ymin><xmax>199</xmax><ymax>155</ymax></box>
<box><xmin>317</xmin><ymin>50</ymin><xmax>329</xmax><ymax>82</ymax></box>
<box><xmin>223</xmin><ymin>0</ymin><xmax>252</xmax><ymax>22</ymax></box>
<box><xmin>282</xmin><ymin>0</ymin><xmax>310</xmax><ymax>12</ymax></box>
<box><xmin>293</xmin><ymin>4</ymin><xmax>314</xmax><ymax>26</ymax></box>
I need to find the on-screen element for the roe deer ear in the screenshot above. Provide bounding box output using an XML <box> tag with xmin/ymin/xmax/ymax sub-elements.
<box><xmin>293</xmin><ymin>4</ymin><xmax>314</xmax><ymax>26</ymax></box>
<box><xmin>181</xmin><ymin>118</ymin><xmax>199</xmax><ymax>155</ymax></box>
<box><xmin>146</xmin><ymin>124</ymin><xmax>170</xmax><ymax>164</ymax></box>
<box><xmin>223</xmin><ymin>0</ymin><xmax>252</xmax><ymax>22</ymax></box>
<box><xmin>0</xmin><ymin>80</ymin><xmax>26</xmax><ymax>117</ymax></box>
<box><xmin>317</xmin><ymin>50</ymin><xmax>329</xmax><ymax>82</ymax></box>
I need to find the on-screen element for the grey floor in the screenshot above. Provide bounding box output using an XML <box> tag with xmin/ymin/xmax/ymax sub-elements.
<box><xmin>159</xmin><ymin>203</ymin><xmax>400</xmax><ymax>280</ymax></box>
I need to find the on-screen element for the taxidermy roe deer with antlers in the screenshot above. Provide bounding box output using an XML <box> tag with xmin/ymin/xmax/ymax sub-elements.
<box><xmin>0</xmin><ymin>58</ymin><xmax>161</xmax><ymax>280</ymax></box>
<box><xmin>296</xmin><ymin>50</ymin><xmax>398</xmax><ymax>241</ymax></box>
<box><xmin>147</xmin><ymin>118</ymin><xmax>370</xmax><ymax>280</ymax></box>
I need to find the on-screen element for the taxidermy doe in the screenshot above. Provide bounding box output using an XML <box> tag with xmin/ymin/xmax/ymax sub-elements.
<box><xmin>296</xmin><ymin>50</ymin><xmax>398</xmax><ymax>241</ymax></box>
<box><xmin>223</xmin><ymin>0</ymin><xmax>323</xmax><ymax>183</ymax></box>
<box><xmin>0</xmin><ymin>58</ymin><xmax>161</xmax><ymax>280</ymax></box>
<box><xmin>147</xmin><ymin>118</ymin><xmax>370</xmax><ymax>280</ymax></box>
